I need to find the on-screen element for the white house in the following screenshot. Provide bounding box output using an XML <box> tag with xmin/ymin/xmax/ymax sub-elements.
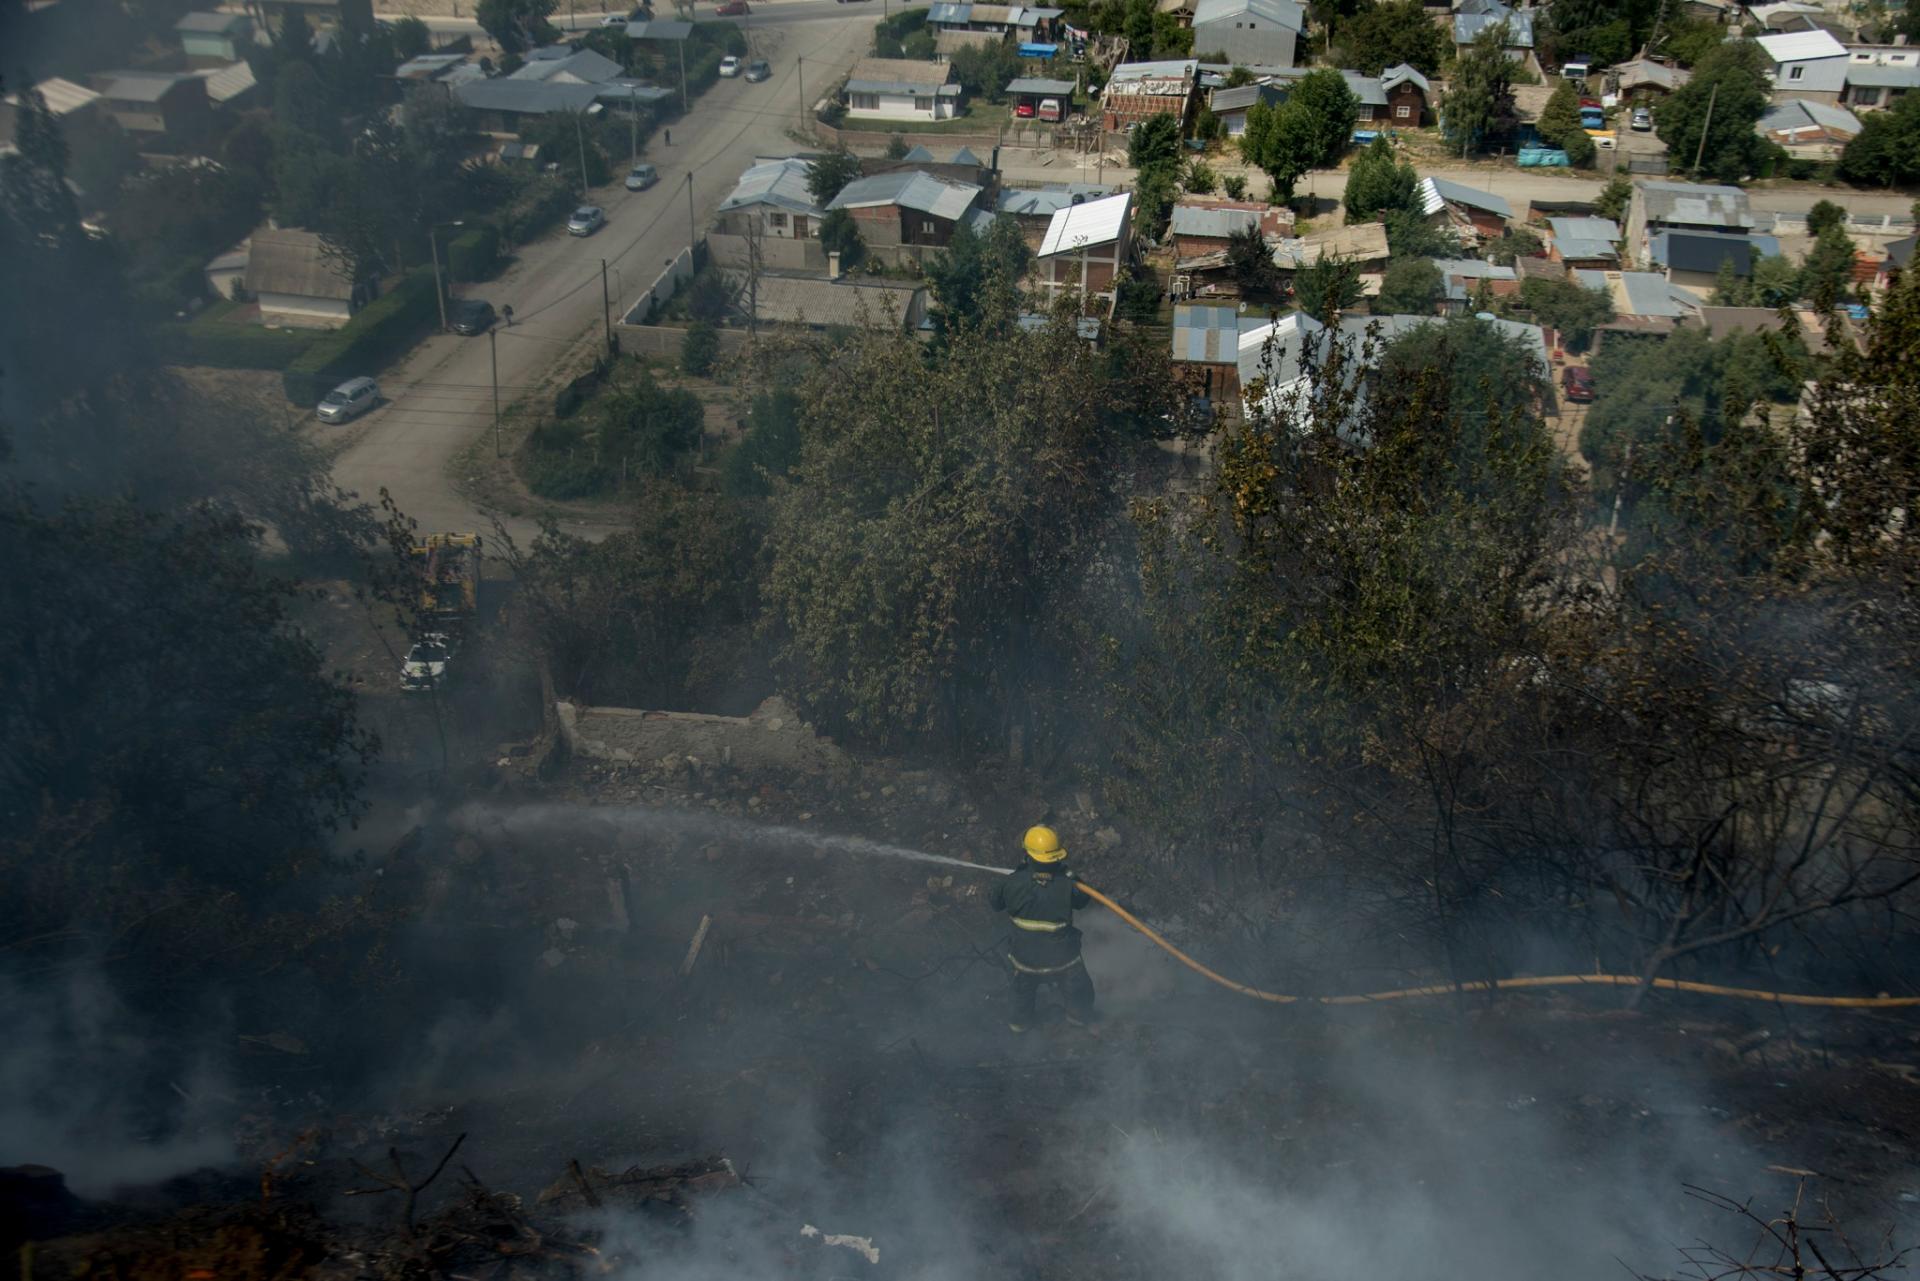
<box><xmin>1189</xmin><ymin>0</ymin><xmax>1303</xmax><ymax>70</ymax></box>
<box><xmin>1755</xmin><ymin>29</ymin><xmax>1850</xmax><ymax>104</ymax></box>
<box><xmin>1034</xmin><ymin>191</ymin><xmax>1133</xmax><ymax>305</ymax></box>
<box><xmin>1842</xmin><ymin>42</ymin><xmax>1920</xmax><ymax>111</ymax></box>
<box><xmin>842</xmin><ymin>57</ymin><xmax>962</xmax><ymax>121</ymax></box>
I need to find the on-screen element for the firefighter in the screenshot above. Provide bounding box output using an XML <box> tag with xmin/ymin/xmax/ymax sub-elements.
<box><xmin>988</xmin><ymin>825</ymin><xmax>1095</xmax><ymax>1032</ymax></box>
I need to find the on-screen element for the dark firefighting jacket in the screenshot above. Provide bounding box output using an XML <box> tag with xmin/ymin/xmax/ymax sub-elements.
<box><xmin>989</xmin><ymin>862</ymin><xmax>1091</xmax><ymax>974</ymax></box>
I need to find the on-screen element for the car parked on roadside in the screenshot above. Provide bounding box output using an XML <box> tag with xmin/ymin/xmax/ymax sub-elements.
<box><xmin>1562</xmin><ymin>365</ymin><xmax>1596</xmax><ymax>403</ymax></box>
<box><xmin>567</xmin><ymin>205</ymin><xmax>605</xmax><ymax>236</ymax></box>
<box><xmin>744</xmin><ymin>59</ymin><xmax>770</xmax><ymax>81</ymax></box>
<box><xmin>1630</xmin><ymin>107</ymin><xmax>1653</xmax><ymax>131</ymax></box>
<box><xmin>625</xmin><ymin>162</ymin><xmax>658</xmax><ymax>190</ymax></box>
<box><xmin>316</xmin><ymin>376</ymin><xmax>378</xmax><ymax>423</ymax></box>
<box><xmin>718</xmin><ymin>54</ymin><xmax>742</xmax><ymax>76</ymax></box>
<box><xmin>599</xmin><ymin>12</ymin><xmax>627</xmax><ymax>25</ymax></box>
<box><xmin>715</xmin><ymin>0</ymin><xmax>748</xmax><ymax>15</ymax></box>
<box><xmin>449</xmin><ymin>298</ymin><xmax>496</xmax><ymax>335</ymax></box>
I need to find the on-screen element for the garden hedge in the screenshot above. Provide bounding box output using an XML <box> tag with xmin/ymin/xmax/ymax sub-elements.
<box><xmin>281</xmin><ymin>266</ymin><xmax>439</xmax><ymax>404</ymax></box>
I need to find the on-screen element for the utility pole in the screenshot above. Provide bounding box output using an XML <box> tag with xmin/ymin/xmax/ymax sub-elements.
<box><xmin>1691</xmin><ymin>81</ymin><xmax>1717</xmax><ymax>178</ymax></box>
<box><xmin>429</xmin><ymin>227</ymin><xmax>448</xmax><ymax>332</ymax></box>
<box><xmin>601</xmin><ymin>258</ymin><xmax>614</xmax><ymax>354</ymax></box>
<box><xmin>686</xmin><ymin>170</ymin><xmax>696</xmax><ymax>256</ymax></box>
<box><xmin>630</xmin><ymin>84</ymin><xmax>638</xmax><ymax>164</ymax></box>
<box><xmin>797</xmin><ymin>56</ymin><xmax>805</xmax><ymax>125</ymax></box>
<box><xmin>575</xmin><ymin>110</ymin><xmax>591</xmax><ymax>194</ymax></box>
<box><xmin>678</xmin><ymin>39</ymin><xmax>688</xmax><ymax>113</ymax></box>
<box><xmin>489</xmin><ymin>328</ymin><xmax>502</xmax><ymax>457</ymax></box>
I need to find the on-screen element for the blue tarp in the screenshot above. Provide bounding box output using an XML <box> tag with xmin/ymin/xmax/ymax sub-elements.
<box><xmin>1017</xmin><ymin>42</ymin><xmax>1058</xmax><ymax>57</ymax></box>
<box><xmin>1518</xmin><ymin>146</ymin><xmax>1569</xmax><ymax>167</ymax></box>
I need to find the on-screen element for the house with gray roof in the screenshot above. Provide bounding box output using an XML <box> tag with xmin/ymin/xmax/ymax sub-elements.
<box><xmin>843</xmin><ymin>57</ymin><xmax>962</xmax><ymax>121</ymax></box>
<box><xmin>1190</xmin><ymin>0</ymin><xmax>1304</xmax><ymax>71</ymax></box>
<box><xmin>511</xmin><ymin>46</ymin><xmax>625</xmax><ymax>85</ymax></box>
<box><xmin>1758</xmin><ymin>97</ymin><xmax>1862</xmax><ymax>157</ymax></box>
<box><xmin>1380</xmin><ymin>63</ymin><xmax>1430</xmax><ymax>125</ymax></box>
<box><xmin>1755</xmin><ymin>29</ymin><xmax>1849</xmax><ymax>104</ymax></box>
<box><xmin>1418</xmin><ymin>176</ymin><xmax>1513</xmax><ymax>246</ymax></box>
<box><xmin>716</xmin><ymin>157</ymin><xmax>826</xmax><ymax>239</ymax></box>
<box><xmin>0</xmin><ymin>77</ymin><xmax>104</xmax><ymax>146</ymax></box>
<box><xmin>92</xmin><ymin>70</ymin><xmax>211</xmax><ymax>138</ymax></box>
<box><xmin>827</xmin><ymin>169</ymin><xmax>985</xmax><ymax>247</ymax></box>
<box><xmin>175</xmin><ymin>11</ymin><xmax>252</xmax><ymax>65</ymax></box>
<box><xmin>1208</xmin><ymin>82</ymin><xmax>1284</xmax><ymax>136</ymax></box>
<box><xmin>1624</xmin><ymin>179</ymin><xmax>1754</xmax><ymax>269</ymax></box>
<box><xmin>247</xmin><ymin>228</ymin><xmax>367</xmax><ymax>330</ymax></box>
<box><xmin>997</xmin><ymin>184</ymin><xmax>1118</xmax><ymax>247</ymax></box>
<box><xmin>1842</xmin><ymin>43</ymin><xmax>1920</xmax><ymax>111</ymax></box>
<box><xmin>1546</xmin><ymin>216</ymin><xmax>1621</xmax><ymax>267</ymax></box>
<box><xmin>1612</xmin><ymin>57</ymin><xmax>1690</xmax><ymax>98</ymax></box>
<box><xmin>1452</xmin><ymin>1</ymin><xmax>1539</xmax><ymax>75</ymax></box>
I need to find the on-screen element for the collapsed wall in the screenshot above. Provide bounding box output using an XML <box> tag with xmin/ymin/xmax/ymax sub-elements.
<box><xmin>555</xmin><ymin>697</ymin><xmax>853</xmax><ymax>775</ymax></box>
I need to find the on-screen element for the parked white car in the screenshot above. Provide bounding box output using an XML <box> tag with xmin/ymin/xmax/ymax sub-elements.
<box><xmin>718</xmin><ymin>55</ymin><xmax>742</xmax><ymax>77</ymax></box>
<box><xmin>567</xmin><ymin>205</ymin><xmax>606</xmax><ymax>236</ymax></box>
<box><xmin>316</xmin><ymin>376</ymin><xmax>378</xmax><ymax>424</ymax></box>
<box><xmin>400</xmin><ymin>632</ymin><xmax>455</xmax><ymax>692</ymax></box>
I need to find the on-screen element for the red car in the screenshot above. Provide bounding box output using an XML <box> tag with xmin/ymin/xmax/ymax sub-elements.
<box><xmin>1562</xmin><ymin>365</ymin><xmax>1596</xmax><ymax>403</ymax></box>
<box><xmin>1015</xmin><ymin>101</ymin><xmax>1035</xmax><ymax>117</ymax></box>
<box><xmin>714</xmin><ymin>0</ymin><xmax>748</xmax><ymax>13</ymax></box>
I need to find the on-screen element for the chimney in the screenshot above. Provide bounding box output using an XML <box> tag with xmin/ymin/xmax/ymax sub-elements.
<box><xmin>828</xmin><ymin>250</ymin><xmax>842</xmax><ymax>280</ymax></box>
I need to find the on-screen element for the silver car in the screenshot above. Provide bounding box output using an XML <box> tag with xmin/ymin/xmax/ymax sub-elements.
<box><xmin>567</xmin><ymin>205</ymin><xmax>605</xmax><ymax>236</ymax></box>
<box><xmin>316</xmin><ymin>376</ymin><xmax>378</xmax><ymax>423</ymax></box>
<box><xmin>625</xmin><ymin>163</ymin><xmax>658</xmax><ymax>191</ymax></box>
<box><xmin>744</xmin><ymin>59</ymin><xmax>770</xmax><ymax>82</ymax></box>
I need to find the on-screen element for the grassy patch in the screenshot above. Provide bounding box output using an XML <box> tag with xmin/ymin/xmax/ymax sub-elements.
<box><xmin>154</xmin><ymin>301</ymin><xmax>320</xmax><ymax>371</ymax></box>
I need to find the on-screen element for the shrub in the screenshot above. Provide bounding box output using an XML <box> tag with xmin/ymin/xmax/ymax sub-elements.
<box><xmin>446</xmin><ymin>225</ymin><xmax>502</xmax><ymax>281</ymax></box>
<box><xmin>1222</xmin><ymin>173</ymin><xmax>1248</xmax><ymax>199</ymax></box>
<box><xmin>281</xmin><ymin>266</ymin><xmax>439</xmax><ymax>403</ymax></box>
<box><xmin>682</xmin><ymin>321</ymin><xmax>719</xmax><ymax>376</ymax></box>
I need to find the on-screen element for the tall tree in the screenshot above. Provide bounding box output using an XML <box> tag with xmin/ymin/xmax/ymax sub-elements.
<box><xmin>1239</xmin><ymin>68</ymin><xmax>1358</xmax><ymax>199</ymax></box>
<box><xmin>924</xmin><ymin>214</ymin><xmax>1031</xmax><ymax>339</ymax></box>
<box><xmin>1440</xmin><ymin>19</ymin><xmax>1518</xmax><ymax>156</ymax></box>
<box><xmin>476</xmin><ymin>0</ymin><xmax>558</xmax><ymax>53</ymax></box>
<box><xmin>1339</xmin><ymin>0</ymin><xmax>1445</xmax><ymax>75</ymax></box>
<box><xmin>806</xmin><ymin>150</ymin><xmax>862</xmax><ymax>205</ymax></box>
<box><xmin>1655</xmin><ymin>39</ymin><xmax>1772</xmax><ymax>182</ymax></box>
<box><xmin>1342</xmin><ymin>135</ymin><xmax>1417</xmax><ymax>220</ymax></box>
<box><xmin>1374</xmin><ymin>256</ymin><xmax>1443</xmax><ymax>315</ymax></box>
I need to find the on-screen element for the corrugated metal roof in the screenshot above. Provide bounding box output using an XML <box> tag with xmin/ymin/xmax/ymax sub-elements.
<box><xmin>996</xmin><ymin>184</ymin><xmax>1116</xmax><ymax>216</ymax></box>
<box><xmin>1039</xmin><ymin>191</ymin><xmax>1132</xmax><ymax>256</ymax></box>
<box><xmin>901</xmin><ymin>144</ymin><xmax>935</xmax><ymax>161</ymax></box>
<box><xmin>1006</xmin><ymin>77</ymin><xmax>1074</xmax><ymax>94</ymax></box>
<box><xmin>1637</xmin><ymin>179</ymin><xmax>1752</xmax><ymax>229</ymax></box>
<box><xmin>1169</xmin><ymin>204</ymin><xmax>1258</xmax><ymax>239</ymax></box>
<box><xmin>510</xmin><ymin>48</ymin><xmax>623</xmax><ymax>83</ymax></box>
<box><xmin>453</xmin><ymin>78</ymin><xmax>602</xmax><ymax>114</ymax></box>
<box><xmin>1615</xmin><ymin>58</ymin><xmax>1687</xmax><ymax>91</ymax></box>
<box><xmin>395</xmin><ymin>53</ymin><xmax>468</xmax><ymax>77</ymax></box>
<box><xmin>96</xmin><ymin>71</ymin><xmax>196</xmax><ymax>103</ymax></box>
<box><xmin>1191</xmin><ymin>0</ymin><xmax>1303</xmax><ymax>30</ymax></box>
<box><xmin>1845</xmin><ymin>62</ymin><xmax>1920</xmax><ymax>87</ymax></box>
<box><xmin>1418</xmin><ymin>176</ymin><xmax>1512</xmax><ymax>219</ymax></box>
<box><xmin>1548</xmin><ymin>216</ymin><xmax>1620</xmax><ymax>243</ymax></box>
<box><xmin>1555</xmin><ymin>237</ymin><xmax>1616</xmax><ymax>261</ymax></box>
<box><xmin>828</xmin><ymin>170</ymin><xmax>984</xmax><ymax>221</ymax></box>
<box><xmin>176</xmin><ymin>10</ymin><xmax>248</xmax><ymax>32</ymax></box>
<box><xmin>1210</xmin><ymin>83</ymin><xmax>1282</xmax><ymax>113</ymax></box>
<box><xmin>1108</xmin><ymin>59</ymin><xmax>1198</xmax><ymax>82</ymax></box>
<box><xmin>1381</xmin><ymin>63</ymin><xmax>1429</xmax><ymax>94</ymax></box>
<box><xmin>1454</xmin><ymin>6</ymin><xmax>1534</xmax><ymax>47</ymax></box>
<box><xmin>1759</xmin><ymin>98</ymin><xmax>1862</xmax><ymax>135</ymax></box>
<box><xmin>197</xmin><ymin>59</ymin><xmax>257</xmax><ymax>103</ymax></box>
<box><xmin>720</xmin><ymin>157</ymin><xmax>825</xmax><ymax>216</ymax></box>
<box><xmin>1171</xmin><ymin>302</ymin><xmax>1253</xmax><ymax>363</ymax></box>
<box><xmin>1620</xmin><ymin>271</ymin><xmax>1685</xmax><ymax>317</ymax></box>
<box><xmin>848</xmin><ymin>57</ymin><xmax>954</xmax><ymax>86</ymax></box>
<box><xmin>1755</xmin><ymin>29</ymin><xmax>1846</xmax><ymax>62</ymax></box>
<box><xmin>247</xmin><ymin>228</ymin><xmax>353</xmax><ymax>299</ymax></box>
<box><xmin>949</xmin><ymin>146</ymin><xmax>982</xmax><ymax>165</ymax></box>
<box><xmin>5</xmin><ymin>77</ymin><xmax>101</xmax><ymax>115</ymax></box>
<box><xmin>927</xmin><ymin>1</ymin><xmax>971</xmax><ymax>20</ymax></box>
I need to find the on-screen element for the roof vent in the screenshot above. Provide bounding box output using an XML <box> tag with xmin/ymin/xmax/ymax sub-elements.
<box><xmin>1071</xmin><ymin>193</ymin><xmax>1085</xmax><ymax>205</ymax></box>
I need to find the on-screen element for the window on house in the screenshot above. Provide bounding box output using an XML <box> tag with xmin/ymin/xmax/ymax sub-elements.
<box><xmin>770</xmin><ymin>212</ymin><xmax>787</xmax><ymax>229</ymax></box>
<box><xmin>1789</xmin><ymin>65</ymin><xmax>1805</xmax><ymax>79</ymax></box>
<box><xmin>1394</xmin><ymin>104</ymin><xmax>1411</xmax><ymax>118</ymax></box>
<box><xmin>917</xmin><ymin>96</ymin><xmax>933</xmax><ymax>110</ymax></box>
<box><xmin>923</xmin><ymin>221</ymin><xmax>936</xmax><ymax>236</ymax></box>
<box><xmin>851</xmin><ymin>91</ymin><xmax>879</xmax><ymax>109</ymax></box>
<box><xmin>1854</xmin><ymin>86</ymin><xmax>1882</xmax><ymax>105</ymax></box>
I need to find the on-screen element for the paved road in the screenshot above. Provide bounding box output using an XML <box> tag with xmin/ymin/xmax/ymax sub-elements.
<box><xmin>381</xmin><ymin>0</ymin><xmax>924</xmax><ymax>39</ymax></box>
<box><xmin>329</xmin><ymin>5</ymin><xmax>874</xmax><ymax>545</ymax></box>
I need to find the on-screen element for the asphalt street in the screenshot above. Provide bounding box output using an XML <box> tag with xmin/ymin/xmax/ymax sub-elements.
<box><xmin>329</xmin><ymin>1</ymin><xmax>876</xmax><ymax>545</ymax></box>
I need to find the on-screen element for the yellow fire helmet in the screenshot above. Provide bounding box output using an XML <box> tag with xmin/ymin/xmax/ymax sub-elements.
<box><xmin>1023</xmin><ymin>824</ymin><xmax>1067</xmax><ymax>863</ymax></box>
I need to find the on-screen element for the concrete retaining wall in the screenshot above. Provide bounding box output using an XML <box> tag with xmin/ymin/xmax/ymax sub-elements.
<box><xmin>708</xmin><ymin>232</ymin><xmax>828</xmax><ymax>272</ymax></box>
<box><xmin>610</xmin><ymin>323</ymin><xmax>753</xmax><ymax>358</ymax></box>
<box><xmin>557</xmin><ymin>696</ymin><xmax>853</xmax><ymax>774</ymax></box>
<box><xmin>622</xmin><ymin>243</ymin><xmax>700</xmax><ymax>324</ymax></box>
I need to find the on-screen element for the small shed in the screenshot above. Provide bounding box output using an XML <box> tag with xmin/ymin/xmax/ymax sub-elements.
<box><xmin>1006</xmin><ymin>76</ymin><xmax>1075</xmax><ymax>116</ymax></box>
<box><xmin>247</xmin><ymin>228</ymin><xmax>363</xmax><ymax>329</ymax></box>
<box><xmin>175</xmin><ymin>11</ymin><xmax>253</xmax><ymax>65</ymax></box>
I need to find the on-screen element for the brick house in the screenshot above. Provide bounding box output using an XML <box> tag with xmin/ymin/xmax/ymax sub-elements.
<box><xmin>1101</xmin><ymin>59</ymin><xmax>1198</xmax><ymax>132</ymax></box>
<box><xmin>1034</xmin><ymin>191</ymin><xmax>1133</xmax><ymax>304</ymax></box>
<box><xmin>826</xmin><ymin>170</ymin><xmax>986</xmax><ymax>248</ymax></box>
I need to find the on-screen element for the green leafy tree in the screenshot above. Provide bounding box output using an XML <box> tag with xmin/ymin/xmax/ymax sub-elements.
<box><xmin>1655</xmin><ymin>39</ymin><xmax>1771</xmax><ymax>181</ymax></box>
<box><xmin>723</xmin><ymin>389</ymin><xmax>804</xmax><ymax>497</ymax></box>
<box><xmin>949</xmin><ymin>39</ymin><xmax>1024</xmax><ymax>102</ymax></box>
<box><xmin>1517</xmin><ymin>275</ymin><xmax>1614</xmax><ymax>351</ymax></box>
<box><xmin>1342</xmin><ymin>135</ymin><xmax>1417</xmax><ymax>220</ymax></box>
<box><xmin>477</xmin><ymin>0</ymin><xmax>559</xmax><ymax>53</ymax></box>
<box><xmin>1340</xmin><ymin>0</ymin><xmax>1445</xmax><ymax>75</ymax></box>
<box><xmin>390</xmin><ymin>14</ymin><xmax>432</xmax><ymax>57</ymax></box>
<box><xmin>817</xmin><ymin>207</ymin><xmax>865</xmax><ymax>267</ymax></box>
<box><xmin>1799</xmin><ymin>222</ymin><xmax>1859</xmax><ymax>311</ymax></box>
<box><xmin>925</xmin><ymin>214</ymin><xmax>1031</xmax><ymax>339</ymax></box>
<box><xmin>1184</xmin><ymin>159</ymin><xmax>1218</xmax><ymax>194</ymax></box>
<box><xmin>1374</xmin><ymin>256</ymin><xmax>1443</xmax><ymax>315</ymax></box>
<box><xmin>1133</xmin><ymin>162</ymin><xmax>1180</xmax><ymax>238</ymax></box>
<box><xmin>1592</xmin><ymin>172</ymin><xmax>1633</xmax><ymax>223</ymax></box>
<box><xmin>1293</xmin><ymin>254</ymin><xmax>1364</xmax><ymax>322</ymax></box>
<box><xmin>1240</xmin><ymin>69</ymin><xmax>1358</xmax><ymax>198</ymax></box>
<box><xmin>1484</xmin><ymin>225</ymin><xmax>1544</xmax><ymax>266</ymax></box>
<box><xmin>1374</xmin><ymin>316</ymin><xmax>1551</xmax><ymax>429</ymax></box>
<box><xmin>807</xmin><ymin>150</ymin><xmax>862</xmax><ymax>205</ymax></box>
<box><xmin>1225</xmin><ymin>222</ymin><xmax>1280</xmax><ymax>297</ymax></box>
<box><xmin>1537</xmin><ymin>78</ymin><xmax>1581</xmax><ymax>144</ymax></box>
<box><xmin>1659</xmin><ymin>17</ymin><xmax>1726</xmax><ymax>68</ymax></box>
<box><xmin>1222</xmin><ymin>173</ymin><xmax>1249</xmax><ymax>199</ymax></box>
<box><xmin>683</xmin><ymin>320</ymin><xmax>719</xmax><ymax>375</ymax></box>
<box><xmin>1384</xmin><ymin>207</ymin><xmax>1461</xmax><ymax>258</ymax></box>
<box><xmin>1129</xmin><ymin>111</ymin><xmax>1183</xmax><ymax>171</ymax></box>
<box><xmin>1838</xmin><ymin>95</ymin><xmax>1920</xmax><ymax>186</ymax></box>
<box><xmin>595</xmin><ymin>370</ymin><xmax>705</xmax><ymax>476</ymax></box>
<box><xmin>762</xmin><ymin>318</ymin><xmax>1149</xmax><ymax>757</ymax></box>
<box><xmin>1805</xmin><ymin>199</ymin><xmax>1846</xmax><ymax>236</ymax></box>
<box><xmin>1441</xmin><ymin>20</ymin><xmax>1518</xmax><ymax>156</ymax></box>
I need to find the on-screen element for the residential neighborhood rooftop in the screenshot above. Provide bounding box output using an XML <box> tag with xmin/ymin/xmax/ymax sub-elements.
<box><xmin>996</xmin><ymin>184</ymin><xmax>1116</xmax><ymax>216</ymax></box>
<box><xmin>1190</xmin><ymin>0</ymin><xmax>1304</xmax><ymax>29</ymax></box>
<box><xmin>1006</xmin><ymin>77</ymin><xmax>1075</xmax><ymax>95</ymax></box>
<box><xmin>1652</xmin><ymin>231</ymin><xmax>1756</xmax><ymax>275</ymax></box>
<box><xmin>95</xmin><ymin>70</ymin><xmax>197</xmax><ymax>102</ymax></box>
<box><xmin>1419</xmin><ymin>176</ymin><xmax>1513</xmax><ymax>220</ymax></box>
<box><xmin>718</xmin><ymin>157</ymin><xmax>822</xmax><ymax>216</ymax></box>
<box><xmin>845</xmin><ymin>57</ymin><xmax>960</xmax><ymax>96</ymax></box>
<box><xmin>752</xmin><ymin>276</ymin><xmax>923</xmax><ymax>329</ymax></box>
<box><xmin>1169</xmin><ymin>205</ymin><xmax>1261</xmax><ymax>239</ymax></box>
<box><xmin>5</xmin><ymin>76</ymin><xmax>100</xmax><ymax>115</ymax></box>
<box><xmin>1039</xmin><ymin>191</ymin><xmax>1133</xmax><ymax>256</ymax></box>
<box><xmin>1754</xmin><ymin>29</ymin><xmax>1847</xmax><ymax>61</ymax></box>
<box><xmin>247</xmin><ymin>228</ymin><xmax>353</xmax><ymax>300</ymax></box>
<box><xmin>175</xmin><ymin>10</ymin><xmax>248</xmax><ymax>32</ymax></box>
<box><xmin>827</xmin><ymin>170</ymin><xmax>983</xmax><ymax>221</ymax></box>
<box><xmin>1637</xmin><ymin>179</ymin><xmax>1754</xmax><ymax>229</ymax></box>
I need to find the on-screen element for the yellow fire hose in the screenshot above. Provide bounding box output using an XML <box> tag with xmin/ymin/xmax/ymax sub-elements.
<box><xmin>1067</xmin><ymin>880</ymin><xmax>1920</xmax><ymax>1010</ymax></box>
